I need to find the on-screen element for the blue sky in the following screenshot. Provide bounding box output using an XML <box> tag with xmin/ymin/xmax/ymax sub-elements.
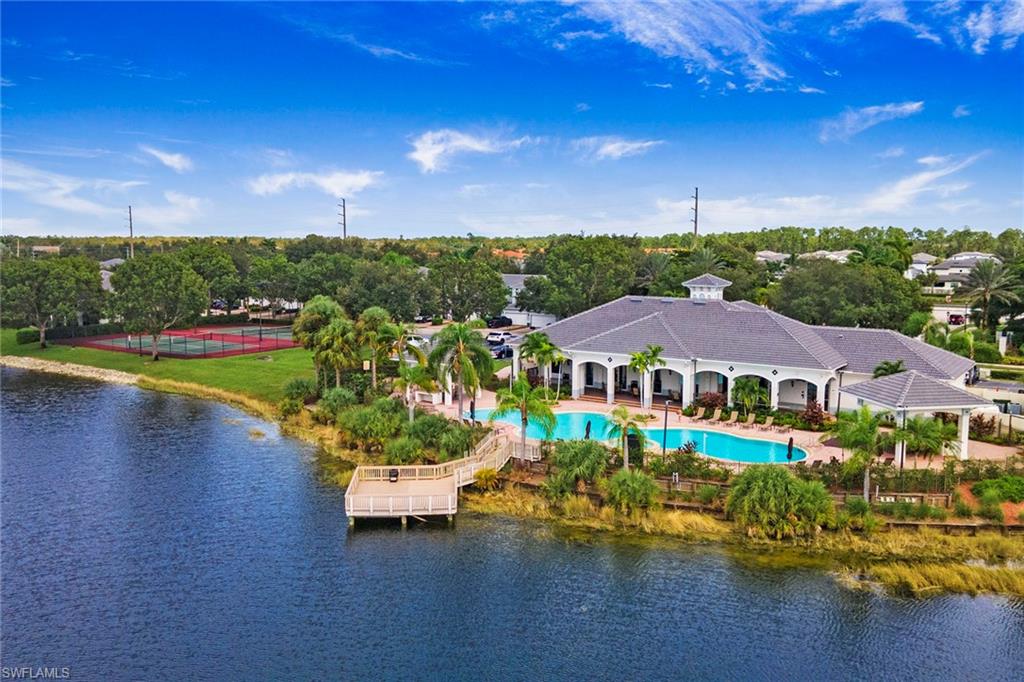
<box><xmin>1</xmin><ymin>1</ymin><xmax>1022</xmax><ymax>238</ymax></box>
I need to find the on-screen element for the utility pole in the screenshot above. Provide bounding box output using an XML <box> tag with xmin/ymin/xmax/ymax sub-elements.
<box><xmin>128</xmin><ymin>205</ymin><xmax>135</xmax><ymax>258</ymax></box>
<box><xmin>338</xmin><ymin>198</ymin><xmax>347</xmax><ymax>239</ymax></box>
<box><xmin>690</xmin><ymin>187</ymin><xmax>699</xmax><ymax>236</ymax></box>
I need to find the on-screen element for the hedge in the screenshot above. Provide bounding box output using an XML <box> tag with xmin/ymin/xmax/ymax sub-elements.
<box><xmin>16</xmin><ymin>323</ymin><xmax>124</xmax><ymax>344</ymax></box>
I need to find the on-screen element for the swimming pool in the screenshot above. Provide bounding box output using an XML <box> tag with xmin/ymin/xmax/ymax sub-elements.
<box><xmin>475</xmin><ymin>409</ymin><xmax>806</xmax><ymax>464</ymax></box>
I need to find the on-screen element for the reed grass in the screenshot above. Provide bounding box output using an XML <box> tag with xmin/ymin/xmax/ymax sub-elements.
<box><xmin>852</xmin><ymin>562</ymin><xmax>1024</xmax><ymax>598</ymax></box>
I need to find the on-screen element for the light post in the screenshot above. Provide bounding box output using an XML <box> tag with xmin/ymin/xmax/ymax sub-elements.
<box><xmin>256</xmin><ymin>281</ymin><xmax>269</xmax><ymax>342</ymax></box>
<box><xmin>662</xmin><ymin>400</ymin><xmax>673</xmax><ymax>455</ymax></box>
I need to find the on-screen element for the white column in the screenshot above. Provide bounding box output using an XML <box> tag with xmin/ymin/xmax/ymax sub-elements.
<box><xmin>511</xmin><ymin>347</ymin><xmax>520</xmax><ymax>378</ymax></box>
<box><xmin>681</xmin><ymin>367</ymin><xmax>694</xmax><ymax>409</ymax></box>
<box><xmin>770</xmin><ymin>380</ymin><xmax>780</xmax><ymax>410</ymax></box>
<box><xmin>895</xmin><ymin>410</ymin><xmax>907</xmax><ymax>469</ymax></box>
<box><xmin>726</xmin><ymin>378</ymin><xmax>734</xmax><ymax>408</ymax></box>
<box><xmin>642</xmin><ymin>371</ymin><xmax>653</xmax><ymax>410</ymax></box>
<box><xmin>958</xmin><ymin>409</ymin><xmax>970</xmax><ymax>460</ymax></box>
<box><xmin>571</xmin><ymin>360</ymin><xmax>581</xmax><ymax>399</ymax></box>
<box><xmin>606</xmin><ymin>366</ymin><xmax>615</xmax><ymax>404</ymax></box>
<box><xmin>816</xmin><ymin>381</ymin><xmax>828</xmax><ymax>411</ymax></box>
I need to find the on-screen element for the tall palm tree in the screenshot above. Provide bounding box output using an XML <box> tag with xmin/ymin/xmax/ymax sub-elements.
<box><xmin>392</xmin><ymin>322</ymin><xmax>427</xmax><ymax>367</ymax></box>
<box><xmin>686</xmin><ymin>245</ymin><xmax>725</xmax><ymax>274</ymax></box>
<box><xmin>872</xmin><ymin>360</ymin><xmax>906</xmax><ymax>378</ymax></box>
<box><xmin>732</xmin><ymin>376</ymin><xmax>768</xmax><ymax>415</ymax></box>
<box><xmin>893</xmin><ymin>415</ymin><xmax>957</xmax><ymax>469</ymax></box>
<box><xmin>629</xmin><ymin>344</ymin><xmax>666</xmax><ymax>411</ymax></box>
<box><xmin>965</xmin><ymin>259</ymin><xmax>1020</xmax><ymax>330</ymax></box>
<box><xmin>829</xmin><ymin>405</ymin><xmax>890</xmax><ymax>501</ymax></box>
<box><xmin>491</xmin><ymin>373</ymin><xmax>555</xmax><ymax>459</ymax></box>
<box><xmin>606</xmin><ymin>404</ymin><xmax>646</xmax><ymax>470</ymax></box>
<box><xmin>429</xmin><ymin>322</ymin><xmax>494</xmax><ymax>419</ymax></box>
<box><xmin>519</xmin><ymin>332</ymin><xmax>559</xmax><ymax>400</ymax></box>
<box><xmin>356</xmin><ymin>306</ymin><xmax>399</xmax><ymax>389</ymax></box>
<box><xmin>315</xmin><ymin>316</ymin><xmax>359</xmax><ymax>388</ymax></box>
<box><xmin>393</xmin><ymin>363</ymin><xmax>437</xmax><ymax>424</ymax></box>
<box><xmin>292</xmin><ymin>295</ymin><xmax>344</xmax><ymax>387</ymax></box>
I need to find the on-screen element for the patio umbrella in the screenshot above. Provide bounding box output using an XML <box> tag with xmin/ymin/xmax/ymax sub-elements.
<box><xmin>787</xmin><ymin>436</ymin><xmax>794</xmax><ymax>462</ymax></box>
<box><xmin>584</xmin><ymin>420</ymin><xmax>592</xmax><ymax>440</ymax></box>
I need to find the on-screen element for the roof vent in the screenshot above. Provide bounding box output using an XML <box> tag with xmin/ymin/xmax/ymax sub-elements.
<box><xmin>660</xmin><ymin>298</ymin><xmax>674</xmax><ymax>303</ymax></box>
<box><xmin>628</xmin><ymin>297</ymin><xmax>643</xmax><ymax>302</ymax></box>
<box><xmin>692</xmin><ymin>300</ymin><xmax>706</xmax><ymax>306</ymax></box>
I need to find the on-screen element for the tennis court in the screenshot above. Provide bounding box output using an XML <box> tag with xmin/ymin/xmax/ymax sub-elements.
<box><xmin>57</xmin><ymin>324</ymin><xmax>298</xmax><ymax>359</ymax></box>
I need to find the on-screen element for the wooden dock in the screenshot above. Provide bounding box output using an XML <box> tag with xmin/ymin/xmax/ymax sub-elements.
<box><xmin>344</xmin><ymin>431</ymin><xmax>517</xmax><ymax>524</ymax></box>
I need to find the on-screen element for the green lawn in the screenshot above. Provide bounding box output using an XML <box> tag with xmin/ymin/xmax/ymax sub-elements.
<box><xmin>1</xmin><ymin>328</ymin><xmax>313</xmax><ymax>403</ymax></box>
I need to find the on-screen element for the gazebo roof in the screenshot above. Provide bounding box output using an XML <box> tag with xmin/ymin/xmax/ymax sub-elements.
<box><xmin>683</xmin><ymin>273</ymin><xmax>732</xmax><ymax>287</ymax></box>
<box><xmin>839</xmin><ymin>371</ymin><xmax>990</xmax><ymax>411</ymax></box>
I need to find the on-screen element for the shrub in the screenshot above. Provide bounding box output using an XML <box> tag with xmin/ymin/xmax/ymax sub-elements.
<box><xmin>552</xmin><ymin>440</ymin><xmax>608</xmax><ymax>489</ymax></box>
<box><xmin>284</xmin><ymin>378</ymin><xmax>319</xmax><ymax>403</ymax></box>
<box><xmin>861</xmin><ymin>512</ymin><xmax>881</xmax><ymax>535</ymax></box>
<box><xmin>541</xmin><ymin>471</ymin><xmax>574</xmax><ymax>501</ymax></box>
<box><xmin>726</xmin><ymin>465</ymin><xmax>834</xmax><ymax>539</ymax></box>
<box><xmin>653</xmin><ymin>446</ymin><xmax>731</xmax><ymax>481</ymax></box>
<box><xmin>799</xmin><ymin>402</ymin><xmax>827</xmax><ymax>429</ymax></box>
<box><xmin>431</xmin><ymin>315</ymin><xmax>443</xmax><ymax>325</ymax></box>
<box><xmin>473</xmin><ymin>467</ymin><xmax>500</xmax><ymax>491</ymax></box>
<box><xmin>845</xmin><ymin>496</ymin><xmax>870</xmax><ymax>517</ymax></box>
<box><xmin>697</xmin><ymin>484</ymin><xmax>719</xmax><ymax>506</ymax></box>
<box><xmin>954</xmin><ymin>499</ymin><xmax>974</xmax><ymax>518</ymax></box>
<box><xmin>278</xmin><ymin>397</ymin><xmax>303</xmax><ymax>417</ymax></box>
<box><xmin>969</xmin><ymin>414</ymin><xmax>997</xmax><ymax>439</ymax></box>
<box><xmin>439</xmin><ymin>426</ymin><xmax>473</xmax><ymax>460</ymax></box>
<box><xmin>337</xmin><ymin>402</ymin><xmax>403</xmax><ymax>451</ymax></box>
<box><xmin>405</xmin><ymin>414</ymin><xmax>452</xmax><ymax>448</ymax></box>
<box><xmin>696</xmin><ymin>392</ymin><xmax>727</xmax><ymax>409</ymax></box>
<box><xmin>972</xmin><ymin>475</ymin><xmax>1024</xmax><ymax>503</ymax></box>
<box><xmin>973</xmin><ymin>341</ymin><xmax>1002</xmax><ymax>364</ymax></box>
<box><xmin>604</xmin><ymin>469</ymin><xmax>660</xmax><ymax>513</ymax></box>
<box><xmin>1018</xmin><ymin>510</ymin><xmax>1024</xmax><ymax>525</ymax></box>
<box><xmin>384</xmin><ymin>436</ymin><xmax>424</xmax><ymax>465</ymax></box>
<box><xmin>902</xmin><ymin>311</ymin><xmax>932</xmax><ymax>337</ymax></box>
<box><xmin>978</xmin><ymin>488</ymin><xmax>1005</xmax><ymax>523</ymax></box>
<box><xmin>318</xmin><ymin>387</ymin><xmax>357</xmax><ymax>416</ymax></box>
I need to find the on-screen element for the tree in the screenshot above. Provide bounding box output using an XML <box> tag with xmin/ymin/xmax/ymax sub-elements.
<box><xmin>428</xmin><ymin>255</ymin><xmax>508</xmax><ymax>322</ymax></box>
<box><xmin>872</xmin><ymin>360</ymin><xmax>906</xmax><ymax>378</ymax></box>
<box><xmin>829</xmin><ymin>405</ymin><xmax>890</xmax><ymax>501</ymax></box>
<box><xmin>552</xmin><ymin>440</ymin><xmax>608</xmax><ymax>492</ymax></box>
<box><xmin>294</xmin><ymin>252</ymin><xmax>353</xmax><ymax>302</ymax></box>
<box><xmin>429</xmin><ymin>322</ymin><xmax>494</xmax><ymax>419</ymax></box>
<box><xmin>247</xmin><ymin>254</ymin><xmax>297</xmax><ymax>315</ymax></box>
<box><xmin>490</xmin><ymin>374</ymin><xmax>555</xmax><ymax>459</ymax></box>
<box><xmin>292</xmin><ymin>295</ymin><xmax>345</xmax><ymax>387</ymax></box>
<box><xmin>605</xmin><ymin>404</ymin><xmax>646</xmax><ymax>470</ymax></box>
<box><xmin>893</xmin><ymin>415</ymin><xmax>956</xmax><ymax>468</ymax></box>
<box><xmin>686</xmin><ymin>245</ymin><xmax>725</xmax><ymax>274</ymax></box>
<box><xmin>964</xmin><ymin>260</ymin><xmax>1020</xmax><ymax>330</ymax></box>
<box><xmin>393</xmin><ymin>363</ymin><xmax>438</xmax><ymax>424</ymax></box>
<box><xmin>519</xmin><ymin>332</ymin><xmax>560</xmax><ymax>401</ymax></box>
<box><xmin>109</xmin><ymin>254</ymin><xmax>206</xmax><ymax>360</ymax></box>
<box><xmin>355</xmin><ymin>306</ymin><xmax>399</xmax><ymax>390</ymax></box>
<box><xmin>1</xmin><ymin>256</ymin><xmax>103</xmax><ymax>347</ymax></box>
<box><xmin>337</xmin><ymin>259</ymin><xmax>437</xmax><ymax>322</ymax></box>
<box><xmin>731</xmin><ymin>376</ymin><xmax>768</xmax><ymax>415</ymax></box>
<box><xmin>315</xmin><ymin>316</ymin><xmax>359</xmax><ymax>388</ymax></box>
<box><xmin>178</xmin><ymin>242</ymin><xmax>240</xmax><ymax>312</ymax></box>
<box><xmin>628</xmin><ymin>344</ymin><xmax>665</xmax><ymax>411</ymax></box>
<box><xmin>726</xmin><ymin>465</ymin><xmax>834</xmax><ymax>539</ymax></box>
<box><xmin>604</xmin><ymin>469</ymin><xmax>660</xmax><ymax>514</ymax></box>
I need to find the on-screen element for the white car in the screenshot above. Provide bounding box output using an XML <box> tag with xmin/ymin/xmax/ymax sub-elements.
<box><xmin>486</xmin><ymin>331</ymin><xmax>515</xmax><ymax>345</ymax></box>
<box><xmin>406</xmin><ymin>334</ymin><xmax>428</xmax><ymax>349</ymax></box>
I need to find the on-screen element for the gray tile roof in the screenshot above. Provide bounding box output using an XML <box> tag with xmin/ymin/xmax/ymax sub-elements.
<box><xmin>840</xmin><ymin>371</ymin><xmax>989</xmax><ymax>410</ymax></box>
<box><xmin>683</xmin><ymin>273</ymin><xmax>732</xmax><ymax>287</ymax></box>
<box><xmin>501</xmin><ymin>273</ymin><xmax>539</xmax><ymax>289</ymax></box>
<box><xmin>814</xmin><ymin>327</ymin><xmax>974</xmax><ymax>379</ymax></box>
<box><xmin>528</xmin><ymin>295</ymin><xmax>974</xmax><ymax>378</ymax></box>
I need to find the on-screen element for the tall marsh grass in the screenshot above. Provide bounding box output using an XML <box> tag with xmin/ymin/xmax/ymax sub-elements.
<box><xmin>860</xmin><ymin>562</ymin><xmax>1024</xmax><ymax>598</ymax></box>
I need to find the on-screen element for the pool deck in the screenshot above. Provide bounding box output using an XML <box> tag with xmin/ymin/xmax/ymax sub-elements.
<box><xmin>437</xmin><ymin>389</ymin><xmax>1017</xmax><ymax>470</ymax></box>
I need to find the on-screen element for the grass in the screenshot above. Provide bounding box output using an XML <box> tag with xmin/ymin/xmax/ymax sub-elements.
<box><xmin>1</xmin><ymin>328</ymin><xmax>314</xmax><ymax>404</ymax></box>
<box><xmin>848</xmin><ymin>562</ymin><xmax>1024</xmax><ymax>598</ymax></box>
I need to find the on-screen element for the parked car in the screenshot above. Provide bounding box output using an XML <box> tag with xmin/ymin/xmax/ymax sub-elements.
<box><xmin>406</xmin><ymin>335</ymin><xmax>428</xmax><ymax>350</ymax></box>
<box><xmin>486</xmin><ymin>331</ymin><xmax>514</xmax><ymax>345</ymax></box>
<box><xmin>486</xmin><ymin>316</ymin><xmax>513</xmax><ymax>328</ymax></box>
<box><xmin>492</xmin><ymin>344</ymin><xmax>514</xmax><ymax>359</ymax></box>
<box><xmin>948</xmin><ymin>313</ymin><xmax>966</xmax><ymax>325</ymax></box>
<box><xmin>414</xmin><ymin>314</ymin><xmax>432</xmax><ymax>323</ymax></box>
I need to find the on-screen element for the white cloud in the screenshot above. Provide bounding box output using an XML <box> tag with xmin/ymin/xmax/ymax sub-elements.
<box><xmin>644</xmin><ymin>81</ymin><xmax>673</xmax><ymax>89</ymax></box>
<box><xmin>139</xmin><ymin>145</ymin><xmax>194</xmax><ymax>173</ymax></box>
<box><xmin>956</xmin><ymin>1</ymin><xmax>1024</xmax><ymax>54</ymax></box>
<box><xmin>573</xmin><ymin>136</ymin><xmax>665</xmax><ymax>161</ymax></box>
<box><xmin>136</xmin><ymin>190</ymin><xmax>205</xmax><ymax>227</ymax></box>
<box><xmin>575</xmin><ymin>102</ymin><xmax>592</xmax><ymax>112</ymax></box>
<box><xmin>262</xmin><ymin>147</ymin><xmax>296</xmax><ymax>167</ymax></box>
<box><xmin>798</xmin><ymin>85</ymin><xmax>826</xmax><ymax>94</ymax></box>
<box><xmin>553</xmin><ymin>29</ymin><xmax>608</xmax><ymax>49</ymax></box>
<box><xmin>864</xmin><ymin>152</ymin><xmax>984</xmax><ymax>212</ymax></box>
<box><xmin>247</xmin><ymin>169</ymin><xmax>383</xmax><ymax>197</ymax></box>
<box><xmin>0</xmin><ymin>77</ymin><xmax>14</xmax><ymax>87</ymax></box>
<box><xmin>819</xmin><ymin>100</ymin><xmax>924</xmax><ymax>142</ymax></box>
<box><xmin>0</xmin><ymin>159</ymin><xmax>134</xmax><ymax>217</ymax></box>
<box><xmin>1</xmin><ymin>217</ymin><xmax>42</xmax><ymax>233</ymax></box>
<box><xmin>574</xmin><ymin>0</ymin><xmax>786</xmax><ymax>89</ymax></box>
<box><xmin>407</xmin><ymin>129</ymin><xmax>534</xmax><ymax>173</ymax></box>
<box><xmin>458</xmin><ymin>183</ymin><xmax>492</xmax><ymax>197</ymax></box>
<box><xmin>844</xmin><ymin>1</ymin><xmax>943</xmax><ymax>44</ymax></box>
<box><xmin>952</xmin><ymin>104</ymin><xmax>972</xmax><ymax>118</ymax></box>
<box><xmin>877</xmin><ymin>146</ymin><xmax>906</xmax><ymax>159</ymax></box>
<box><xmin>823</xmin><ymin>68</ymin><xmax>841</xmax><ymax>77</ymax></box>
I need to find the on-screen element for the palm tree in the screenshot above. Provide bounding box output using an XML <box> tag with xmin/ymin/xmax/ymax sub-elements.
<box><xmin>392</xmin><ymin>322</ymin><xmax>427</xmax><ymax>367</ymax></box>
<box><xmin>605</xmin><ymin>404</ymin><xmax>647</xmax><ymax>470</ymax></box>
<box><xmin>893</xmin><ymin>415</ymin><xmax>956</xmax><ymax>469</ymax></box>
<box><xmin>292</xmin><ymin>295</ymin><xmax>344</xmax><ymax>387</ymax></box>
<box><xmin>519</xmin><ymin>332</ymin><xmax>559</xmax><ymax>401</ymax></box>
<box><xmin>872</xmin><ymin>360</ymin><xmax>906</xmax><ymax>378</ymax></box>
<box><xmin>315</xmin><ymin>316</ymin><xmax>359</xmax><ymax>388</ymax></box>
<box><xmin>393</xmin><ymin>364</ymin><xmax>437</xmax><ymax>424</ymax></box>
<box><xmin>686</xmin><ymin>245</ymin><xmax>725</xmax><ymax>274</ymax></box>
<box><xmin>829</xmin><ymin>405</ymin><xmax>890</xmax><ymax>501</ymax></box>
<box><xmin>731</xmin><ymin>376</ymin><xmax>768</xmax><ymax>415</ymax></box>
<box><xmin>429</xmin><ymin>322</ymin><xmax>494</xmax><ymax>419</ymax></box>
<box><xmin>629</xmin><ymin>344</ymin><xmax>666</xmax><ymax>411</ymax></box>
<box><xmin>356</xmin><ymin>306</ymin><xmax>399</xmax><ymax>389</ymax></box>
<box><xmin>491</xmin><ymin>373</ymin><xmax>555</xmax><ymax>459</ymax></box>
<box><xmin>964</xmin><ymin>260</ymin><xmax>1020</xmax><ymax>330</ymax></box>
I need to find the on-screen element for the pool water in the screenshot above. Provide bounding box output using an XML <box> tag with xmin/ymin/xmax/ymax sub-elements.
<box><xmin>476</xmin><ymin>409</ymin><xmax>807</xmax><ymax>464</ymax></box>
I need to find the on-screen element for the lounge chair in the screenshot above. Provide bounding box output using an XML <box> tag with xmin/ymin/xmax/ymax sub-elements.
<box><xmin>758</xmin><ymin>416</ymin><xmax>774</xmax><ymax>431</ymax></box>
<box><xmin>723</xmin><ymin>411</ymin><xmax>738</xmax><ymax>425</ymax></box>
<box><xmin>709</xmin><ymin>408</ymin><xmax>722</xmax><ymax>422</ymax></box>
<box><xmin>740</xmin><ymin>414</ymin><xmax>756</xmax><ymax>428</ymax></box>
<box><xmin>691</xmin><ymin>406</ymin><xmax>706</xmax><ymax>421</ymax></box>
<box><xmin>809</xmin><ymin>460</ymin><xmax>822</xmax><ymax>471</ymax></box>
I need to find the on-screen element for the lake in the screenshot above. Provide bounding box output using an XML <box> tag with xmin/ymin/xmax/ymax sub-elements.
<box><xmin>2</xmin><ymin>368</ymin><xmax>1022</xmax><ymax>680</ymax></box>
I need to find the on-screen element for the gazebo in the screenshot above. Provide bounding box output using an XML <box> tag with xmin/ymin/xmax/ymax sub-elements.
<box><xmin>839</xmin><ymin>370</ymin><xmax>991</xmax><ymax>465</ymax></box>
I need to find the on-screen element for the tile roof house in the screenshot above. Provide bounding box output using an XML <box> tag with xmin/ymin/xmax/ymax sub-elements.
<box><xmin>511</xmin><ymin>274</ymin><xmax>981</xmax><ymax>429</ymax></box>
<box><xmin>500</xmin><ymin>274</ymin><xmax>557</xmax><ymax>328</ymax></box>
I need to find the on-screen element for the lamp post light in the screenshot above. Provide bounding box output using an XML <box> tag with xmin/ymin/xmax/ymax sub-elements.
<box><xmin>662</xmin><ymin>400</ymin><xmax>673</xmax><ymax>455</ymax></box>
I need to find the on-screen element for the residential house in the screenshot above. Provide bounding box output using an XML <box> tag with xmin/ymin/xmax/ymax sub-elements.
<box><xmin>501</xmin><ymin>274</ymin><xmax>557</xmax><ymax>328</ymax></box>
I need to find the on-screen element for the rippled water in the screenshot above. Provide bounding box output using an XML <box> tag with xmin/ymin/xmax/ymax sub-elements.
<box><xmin>2</xmin><ymin>368</ymin><xmax>1023</xmax><ymax>680</ymax></box>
